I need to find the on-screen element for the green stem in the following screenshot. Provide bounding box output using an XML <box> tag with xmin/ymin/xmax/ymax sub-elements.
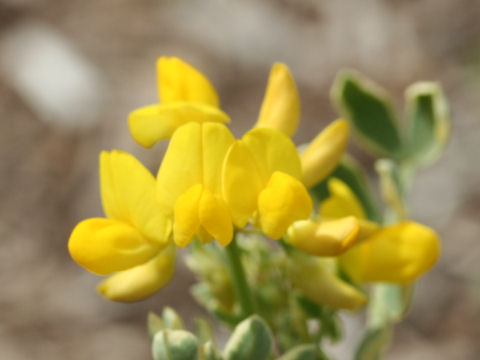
<box><xmin>225</xmin><ymin>235</ymin><xmax>255</xmax><ymax>318</ymax></box>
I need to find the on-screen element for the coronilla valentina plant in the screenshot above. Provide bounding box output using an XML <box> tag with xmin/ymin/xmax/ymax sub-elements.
<box><xmin>68</xmin><ymin>56</ymin><xmax>450</xmax><ymax>360</ymax></box>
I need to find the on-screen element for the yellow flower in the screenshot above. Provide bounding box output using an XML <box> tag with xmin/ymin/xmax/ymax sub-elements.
<box><xmin>286</xmin><ymin>216</ymin><xmax>361</xmax><ymax>256</ymax></box>
<box><xmin>68</xmin><ymin>150</ymin><xmax>174</xmax><ymax>302</ymax></box>
<box><xmin>223</xmin><ymin>127</ymin><xmax>312</xmax><ymax>239</ymax></box>
<box><xmin>128</xmin><ymin>57</ymin><xmax>230</xmax><ymax>148</ymax></box>
<box><xmin>288</xmin><ymin>251</ymin><xmax>366</xmax><ymax>310</ymax></box>
<box><xmin>157</xmin><ymin>122</ymin><xmax>235</xmax><ymax>248</ymax></box>
<box><xmin>300</xmin><ymin>119</ymin><xmax>350</xmax><ymax>188</ymax></box>
<box><xmin>254</xmin><ymin>63</ymin><xmax>300</xmax><ymax>136</ymax></box>
<box><xmin>320</xmin><ymin>178</ymin><xmax>441</xmax><ymax>284</ymax></box>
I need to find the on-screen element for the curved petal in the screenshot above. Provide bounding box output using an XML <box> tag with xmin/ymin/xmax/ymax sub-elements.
<box><xmin>68</xmin><ymin>218</ymin><xmax>161</xmax><ymax>275</ymax></box>
<box><xmin>288</xmin><ymin>252</ymin><xmax>366</xmax><ymax>310</ymax></box>
<box><xmin>128</xmin><ymin>103</ymin><xmax>230</xmax><ymax>148</ymax></box>
<box><xmin>201</xmin><ymin>122</ymin><xmax>236</xmax><ymax>194</ymax></box>
<box><xmin>286</xmin><ymin>216</ymin><xmax>360</xmax><ymax>256</ymax></box>
<box><xmin>199</xmin><ymin>190</ymin><xmax>233</xmax><ymax>246</ymax></box>
<box><xmin>340</xmin><ymin>221</ymin><xmax>441</xmax><ymax>284</ymax></box>
<box><xmin>157</xmin><ymin>56</ymin><xmax>220</xmax><ymax>107</ymax></box>
<box><xmin>301</xmin><ymin>119</ymin><xmax>349</xmax><ymax>188</ymax></box>
<box><xmin>173</xmin><ymin>184</ymin><xmax>203</xmax><ymax>248</ymax></box>
<box><xmin>157</xmin><ymin>122</ymin><xmax>203</xmax><ymax>212</ymax></box>
<box><xmin>222</xmin><ymin>141</ymin><xmax>263</xmax><ymax>227</ymax></box>
<box><xmin>258</xmin><ymin>171</ymin><xmax>312</xmax><ymax>239</ymax></box>
<box><xmin>242</xmin><ymin>127</ymin><xmax>302</xmax><ymax>182</ymax></box>
<box><xmin>255</xmin><ymin>63</ymin><xmax>300</xmax><ymax>137</ymax></box>
<box><xmin>320</xmin><ymin>178</ymin><xmax>366</xmax><ymax>220</ymax></box>
<box><xmin>100</xmin><ymin>150</ymin><xmax>171</xmax><ymax>246</ymax></box>
<box><xmin>97</xmin><ymin>243</ymin><xmax>176</xmax><ymax>302</ymax></box>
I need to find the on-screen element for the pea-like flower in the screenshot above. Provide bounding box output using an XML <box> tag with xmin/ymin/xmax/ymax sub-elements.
<box><xmin>68</xmin><ymin>151</ymin><xmax>174</xmax><ymax>302</ymax></box>
<box><xmin>321</xmin><ymin>178</ymin><xmax>440</xmax><ymax>284</ymax></box>
<box><xmin>156</xmin><ymin>121</ymin><xmax>235</xmax><ymax>248</ymax></box>
<box><xmin>223</xmin><ymin>127</ymin><xmax>312</xmax><ymax>239</ymax></box>
<box><xmin>128</xmin><ymin>57</ymin><xmax>230</xmax><ymax>148</ymax></box>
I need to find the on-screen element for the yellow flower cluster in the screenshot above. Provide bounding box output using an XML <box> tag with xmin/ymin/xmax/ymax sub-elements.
<box><xmin>68</xmin><ymin>57</ymin><xmax>440</xmax><ymax>305</ymax></box>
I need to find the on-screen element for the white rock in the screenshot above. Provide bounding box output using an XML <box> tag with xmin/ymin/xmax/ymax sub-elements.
<box><xmin>0</xmin><ymin>20</ymin><xmax>106</xmax><ymax>129</ymax></box>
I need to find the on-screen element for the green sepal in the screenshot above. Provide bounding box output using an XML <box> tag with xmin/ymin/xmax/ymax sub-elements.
<box><xmin>311</xmin><ymin>156</ymin><xmax>382</xmax><ymax>222</ymax></box>
<box><xmin>200</xmin><ymin>341</ymin><xmax>223</xmax><ymax>360</ymax></box>
<box><xmin>152</xmin><ymin>329</ymin><xmax>199</xmax><ymax>360</ymax></box>
<box><xmin>162</xmin><ymin>307</ymin><xmax>184</xmax><ymax>330</ymax></box>
<box><xmin>404</xmin><ymin>82</ymin><xmax>450</xmax><ymax>167</ymax></box>
<box><xmin>223</xmin><ymin>315</ymin><xmax>272</xmax><ymax>360</ymax></box>
<box><xmin>331</xmin><ymin>70</ymin><xmax>402</xmax><ymax>158</ymax></box>
<box><xmin>194</xmin><ymin>317</ymin><xmax>215</xmax><ymax>345</ymax></box>
<box><xmin>368</xmin><ymin>283</ymin><xmax>413</xmax><ymax>329</ymax></box>
<box><xmin>148</xmin><ymin>312</ymin><xmax>165</xmax><ymax>340</ymax></box>
<box><xmin>277</xmin><ymin>344</ymin><xmax>318</xmax><ymax>360</ymax></box>
<box><xmin>354</xmin><ymin>326</ymin><xmax>391</xmax><ymax>360</ymax></box>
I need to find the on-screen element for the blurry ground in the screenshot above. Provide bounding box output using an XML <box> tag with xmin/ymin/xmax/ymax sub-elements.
<box><xmin>1</xmin><ymin>0</ymin><xmax>480</xmax><ymax>359</ymax></box>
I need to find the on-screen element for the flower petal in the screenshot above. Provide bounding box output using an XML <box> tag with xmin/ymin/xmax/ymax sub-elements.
<box><xmin>201</xmin><ymin>122</ymin><xmax>236</xmax><ymax>194</ymax></box>
<box><xmin>157</xmin><ymin>122</ymin><xmax>203</xmax><ymax>212</ymax></box>
<box><xmin>173</xmin><ymin>184</ymin><xmax>203</xmax><ymax>248</ymax></box>
<box><xmin>68</xmin><ymin>218</ymin><xmax>161</xmax><ymax>275</ymax></box>
<box><xmin>157</xmin><ymin>56</ymin><xmax>220</xmax><ymax>107</ymax></box>
<box><xmin>100</xmin><ymin>150</ymin><xmax>171</xmax><ymax>245</ymax></box>
<box><xmin>222</xmin><ymin>141</ymin><xmax>264</xmax><ymax>227</ymax></box>
<box><xmin>199</xmin><ymin>190</ymin><xmax>233</xmax><ymax>246</ymax></box>
<box><xmin>242</xmin><ymin>127</ymin><xmax>302</xmax><ymax>181</ymax></box>
<box><xmin>301</xmin><ymin>119</ymin><xmax>349</xmax><ymax>188</ymax></box>
<box><xmin>286</xmin><ymin>216</ymin><xmax>360</xmax><ymax>256</ymax></box>
<box><xmin>340</xmin><ymin>221</ymin><xmax>441</xmax><ymax>284</ymax></box>
<box><xmin>288</xmin><ymin>252</ymin><xmax>366</xmax><ymax>310</ymax></box>
<box><xmin>157</xmin><ymin>122</ymin><xmax>234</xmax><ymax>212</ymax></box>
<box><xmin>258</xmin><ymin>171</ymin><xmax>312</xmax><ymax>239</ymax></box>
<box><xmin>255</xmin><ymin>63</ymin><xmax>300</xmax><ymax>136</ymax></box>
<box><xmin>128</xmin><ymin>103</ymin><xmax>230</xmax><ymax>148</ymax></box>
<box><xmin>97</xmin><ymin>243</ymin><xmax>176</xmax><ymax>302</ymax></box>
<box><xmin>320</xmin><ymin>178</ymin><xmax>366</xmax><ymax>220</ymax></box>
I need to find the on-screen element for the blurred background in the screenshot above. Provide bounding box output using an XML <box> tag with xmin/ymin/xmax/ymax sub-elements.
<box><xmin>1</xmin><ymin>0</ymin><xmax>479</xmax><ymax>358</ymax></box>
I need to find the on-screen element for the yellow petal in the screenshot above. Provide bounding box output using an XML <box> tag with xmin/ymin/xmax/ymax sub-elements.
<box><xmin>128</xmin><ymin>103</ymin><xmax>230</xmax><ymax>148</ymax></box>
<box><xmin>301</xmin><ymin>119</ymin><xmax>349</xmax><ymax>188</ymax></box>
<box><xmin>97</xmin><ymin>243</ymin><xmax>176</xmax><ymax>302</ymax></box>
<box><xmin>340</xmin><ymin>221</ymin><xmax>441</xmax><ymax>284</ymax></box>
<box><xmin>320</xmin><ymin>178</ymin><xmax>366</xmax><ymax>220</ymax></box>
<box><xmin>258</xmin><ymin>171</ymin><xmax>312</xmax><ymax>239</ymax></box>
<box><xmin>242</xmin><ymin>127</ymin><xmax>302</xmax><ymax>182</ymax></box>
<box><xmin>201</xmin><ymin>122</ymin><xmax>236</xmax><ymax>194</ymax></box>
<box><xmin>173</xmin><ymin>184</ymin><xmax>203</xmax><ymax>248</ymax></box>
<box><xmin>222</xmin><ymin>141</ymin><xmax>264</xmax><ymax>227</ymax></box>
<box><xmin>286</xmin><ymin>216</ymin><xmax>360</xmax><ymax>256</ymax></box>
<box><xmin>68</xmin><ymin>218</ymin><xmax>161</xmax><ymax>275</ymax></box>
<box><xmin>157</xmin><ymin>122</ymin><xmax>234</xmax><ymax>212</ymax></box>
<box><xmin>199</xmin><ymin>190</ymin><xmax>233</xmax><ymax>246</ymax></box>
<box><xmin>100</xmin><ymin>150</ymin><xmax>171</xmax><ymax>246</ymax></box>
<box><xmin>288</xmin><ymin>252</ymin><xmax>366</xmax><ymax>310</ymax></box>
<box><xmin>157</xmin><ymin>122</ymin><xmax>203</xmax><ymax>212</ymax></box>
<box><xmin>157</xmin><ymin>56</ymin><xmax>220</xmax><ymax>107</ymax></box>
<box><xmin>255</xmin><ymin>63</ymin><xmax>300</xmax><ymax>136</ymax></box>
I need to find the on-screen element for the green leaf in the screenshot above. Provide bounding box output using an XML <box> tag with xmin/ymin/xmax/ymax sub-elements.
<box><xmin>223</xmin><ymin>315</ymin><xmax>272</xmax><ymax>360</ymax></box>
<box><xmin>162</xmin><ymin>307</ymin><xmax>184</xmax><ymax>330</ymax></box>
<box><xmin>153</xmin><ymin>329</ymin><xmax>199</xmax><ymax>360</ymax></box>
<box><xmin>331</xmin><ymin>70</ymin><xmax>402</xmax><ymax>158</ymax></box>
<box><xmin>404</xmin><ymin>82</ymin><xmax>450</xmax><ymax>166</ymax></box>
<box><xmin>354</xmin><ymin>326</ymin><xmax>391</xmax><ymax>360</ymax></box>
<box><xmin>148</xmin><ymin>312</ymin><xmax>165</xmax><ymax>340</ymax></box>
<box><xmin>277</xmin><ymin>344</ymin><xmax>318</xmax><ymax>360</ymax></box>
<box><xmin>311</xmin><ymin>156</ymin><xmax>382</xmax><ymax>222</ymax></box>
